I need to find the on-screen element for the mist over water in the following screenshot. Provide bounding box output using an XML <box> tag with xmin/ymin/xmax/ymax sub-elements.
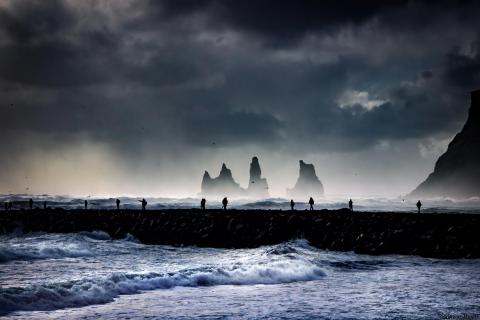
<box><xmin>1</xmin><ymin>194</ymin><xmax>480</xmax><ymax>213</ymax></box>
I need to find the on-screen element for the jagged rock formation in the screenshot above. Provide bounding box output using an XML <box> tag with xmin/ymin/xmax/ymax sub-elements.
<box><xmin>410</xmin><ymin>89</ymin><xmax>480</xmax><ymax>199</ymax></box>
<box><xmin>201</xmin><ymin>163</ymin><xmax>244</xmax><ymax>197</ymax></box>
<box><xmin>201</xmin><ymin>157</ymin><xmax>271</xmax><ymax>198</ymax></box>
<box><xmin>287</xmin><ymin>160</ymin><xmax>324</xmax><ymax>198</ymax></box>
<box><xmin>246</xmin><ymin>156</ymin><xmax>269</xmax><ymax>198</ymax></box>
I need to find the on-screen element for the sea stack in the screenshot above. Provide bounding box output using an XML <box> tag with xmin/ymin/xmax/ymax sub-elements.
<box><xmin>246</xmin><ymin>156</ymin><xmax>269</xmax><ymax>198</ymax></box>
<box><xmin>201</xmin><ymin>163</ymin><xmax>244</xmax><ymax>197</ymax></box>
<box><xmin>287</xmin><ymin>160</ymin><xmax>324</xmax><ymax>198</ymax></box>
<box><xmin>410</xmin><ymin>89</ymin><xmax>480</xmax><ymax>198</ymax></box>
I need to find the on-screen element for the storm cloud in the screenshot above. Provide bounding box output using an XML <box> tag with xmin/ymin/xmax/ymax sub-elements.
<box><xmin>1</xmin><ymin>0</ymin><xmax>479</xmax><ymax>197</ymax></box>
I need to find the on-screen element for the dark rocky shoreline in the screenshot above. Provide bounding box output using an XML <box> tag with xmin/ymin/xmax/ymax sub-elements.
<box><xmin>1</xmin><ymin>209</ymin><xmax>479</xmax><ymax>259</ymax></box>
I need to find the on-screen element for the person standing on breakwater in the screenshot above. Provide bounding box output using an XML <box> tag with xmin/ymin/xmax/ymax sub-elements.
<box><xmin>29</xmin><ymin>198</ymin><xmax>33</xmax><ymax>210</ymax></box>
<box><xmin>309</xmin><ymin>197</ymin><xmax>314</xmax><ymax>210</ymax></box>
<box><xmin>222</xmin><ymin>197</ymin><xmax>228</xmax><ymax>210</ymax></box>
<box><xmin>139</xmin><ymin>198</ymin><xmax>147</xmax><ymax>210</ymax></box>
<box><xmin>43</xmin><ymin>201</ymin><xmax>47</xmax><ymax>210</ymax></box>
<box><xmin>84</xmin><ymin>200</ymin><xmax>88</xmax><ymax>210</ymax></box>
<box><xmin>8</xmin><ymin>201</ymin><xmax>12</xmax><ymax>210</ymax></box>
<box><xmin>416</xmin><ymin>200</ymin><xmax>422</xmax><ymax>213</ymax></box>
<box><xmin>349</xmin><ymin>199</ymin><xmax>353</xmax><ymax>211</ymax></box>
<box><xmin>290</xmin><ymin>199</ymin><xmax>295</xmax><ymax>210</ymax></box>
<box><xmin>116</xmin><ymin>198</ymin><xmax>120</xmax><ymax>210</ymax></box>
<box><xmin>200</xmin><ymin>198</ymin><xmax>206</xmax><ymax>210</ymax></box>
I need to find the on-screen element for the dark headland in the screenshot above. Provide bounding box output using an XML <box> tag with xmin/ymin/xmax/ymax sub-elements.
<box><xmin>1</xmin><ymin>209</ymin><xmax>479</xmax><ymax>259</ymax></box>
<box><xmin>410</xmin><ymin>89</ymin><xmax>480</xmax><ymax>198</ymax></box>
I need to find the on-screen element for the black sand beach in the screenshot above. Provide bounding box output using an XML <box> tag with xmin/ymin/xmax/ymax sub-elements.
<box><xmin>1</xmin><ymin>209</ymin><xmax>479</xmax><ymax>259</ymax></box>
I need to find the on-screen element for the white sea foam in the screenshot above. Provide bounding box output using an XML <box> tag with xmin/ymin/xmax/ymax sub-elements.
<box><xmin>2</xmin><ymin>194</ymin><xmax>480</xmax><ymax>211</ymax></box>
<box><xmin>0</xmin><ymin>242</ymin><xmax>93</xmax><ymax>263</ymax></box>
<box><xmin>78</xmin><ymin>230</ymin><xmax>112</xmax><ymax>240</ymax></box>
<box><xmin>0</xmin><ymin>258</ymin><xmax>325</xmax><ymax>314</ymax></box>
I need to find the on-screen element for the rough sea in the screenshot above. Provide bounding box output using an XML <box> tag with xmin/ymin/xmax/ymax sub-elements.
<box><xmin>1</xmin><ymin>195</ymin><xmax>480</xmax><ymax>319</ymax></box>
<box><xmin>1</xmin><ymin>194</ymin><xmax>480</xmax><ymax>213</ymax></box>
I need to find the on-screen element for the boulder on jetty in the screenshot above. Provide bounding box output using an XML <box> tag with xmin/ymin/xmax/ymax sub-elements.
<box><xmin>287</xmin><ymin>160</ymin><xmax>324</xmax><ymax>198</ymax></box>
<box><xmin>246</xmin><ymin>156</ymin><xmax>269</xmax><ymax>198</ymax></box>
<box><xmin>410</xmin><ymin>89</ymin><xmax>480</xmax><ymax>198</ymax></box>
<box><xmin>201</xmin><ymin>163</ymin><xmax>244</xmax><ymax>197</ymax></box>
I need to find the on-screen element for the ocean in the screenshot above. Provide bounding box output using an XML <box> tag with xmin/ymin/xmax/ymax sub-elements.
<box><xmin>1</xmin><ymin>231</ymin><xmax>479</xmax><ymax>319</ymax></box>
<box><xmin>1</xmin><ymin>195</ymin><xmax>480</xmax><ymax>213</ymax></box>
<box><xmin>1</xmin><ymin>195</ymin><xmax>480</xmax><ymax>319</ymax></box>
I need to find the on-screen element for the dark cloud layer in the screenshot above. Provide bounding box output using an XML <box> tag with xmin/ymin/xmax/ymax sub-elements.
<box><xmin>0</xmin><ymin>0</ymin><xmax>480</xmax><ymax>195</ymax></box>
<box><xmin>157</xmin><ymin>0</ymin><xmax>410</xmax><ymax>46</ymax></box>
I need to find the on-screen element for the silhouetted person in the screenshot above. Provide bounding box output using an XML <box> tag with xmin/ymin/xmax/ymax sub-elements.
<box><xmin>4</xmin><ymin>202</ymin><xmax>7</xmax><ymax>211</ymax></box>
<box><xmin>416</xmin><ymin>200</ymin><xmax>422</xmax><ymax>213</ymax></box>
<box><xmin>290</xmin><ymin>199</ymin><xmax>295</xmax><ymax>210</ymax></box>
<box><xmin>116</xmin><ymin>198</ymin><xmax>120</xmax><ymax>210</ymax></box>
<box><xmin>222</xmin><ymin>197</ymin><xmax>228</xmax><ymax>210</ymax></box>
<box><xmin>200</xmin><ymin>198</ymin><xmax>206</xmax><ymax>210</ymax></box>
<box><xmin>29</xmin><ymin>198</ymin><xmax>33</xmax><ymax>210</ymax></box>
<box><xmin>84</xmin><ymin>200</ymin><xmax>88</xmax><ymax>210</ymax></box>
<box><xmin>8</xmin><ymin>202</ymin><xmax>12</xmax><ymax>210</ymax></box>
<box><xmin>140</xmin><ymin>198</ymin><xmax>147</xmax><ymax>210</ymax></box>
<box><xmin>349</xmin><ymin>199</ymin><xmax>353</xmax><ymax>211</ymax></box>
<box><xmin>309</xmin><ymin>197</ymin><xmax>314</xmax><ymax>210</ymax></box>
<box><xmin>43</xmin><ymin>201</ymin><xmax>47</xmax><ymax>210</ymax></box>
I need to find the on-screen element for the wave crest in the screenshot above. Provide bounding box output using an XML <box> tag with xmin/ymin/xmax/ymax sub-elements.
<box><xmin>78</xmin><ymin>230</ymin><xmax>111</xmax><ymax>240</ymax></box>
<box><xmin>0</xmin><ymin>243</ymin><xmax>93</xmax><ymax>263</ymax></box>
<box><xmin>0</xmin><ymin>259</ymin><xmax>324</xmax><ymax>314</ymax></box>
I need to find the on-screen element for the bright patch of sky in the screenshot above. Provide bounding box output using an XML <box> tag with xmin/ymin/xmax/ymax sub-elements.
<box><xmin>338</xmin><ymin>90</ymin><xmax>388</xmax><ymax>110</ymax></box>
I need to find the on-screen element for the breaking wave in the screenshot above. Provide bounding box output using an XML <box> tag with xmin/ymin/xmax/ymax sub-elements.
<box><xmin>77</xmin><ymin>230</ymin><xmax>111</xmax><ymax>241</ymax></box>
<box><xmin>0</xmin><ymin>258</ymin><xmax>325</xmax><ymax>314</ymax></box>
<box><xmin>0</xmin><ymin>243</ymin><xmax>93</xmax><ymax>263</ymax></box>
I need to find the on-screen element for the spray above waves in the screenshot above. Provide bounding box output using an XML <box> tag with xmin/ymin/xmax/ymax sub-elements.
<box><xmin>77</xmin><ymin>230</ymin><xmax>111</xmax><ymax>241</ymax></box>
<box><xmin>0</xmin><ymin>253</ymin><xmax>325</xmax><ymax>314</ymax></box>
<box><xmin>0</xmin><ymin>242</ymin><xmax>94</xmax><ymax>263</ymax></box>
<box><xmin>0</xmin><ymin>231</ymin><xmax>113</xmax><ymax>263</ymax></box>
<box><xmin>2</xmin><ymin>194</ymin><xmax>480</xmax><ymax>212</ymax></box>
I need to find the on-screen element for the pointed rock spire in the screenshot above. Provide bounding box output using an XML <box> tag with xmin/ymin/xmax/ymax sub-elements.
<box><xmin>247</xmin><ymin>156</ymin><xmax>269</xmax><ymax>198</ymax></box>
<box><xmin>287</xmin><ymin>160</ymin><xmax>324</xmax><ymax>198</ymax></box>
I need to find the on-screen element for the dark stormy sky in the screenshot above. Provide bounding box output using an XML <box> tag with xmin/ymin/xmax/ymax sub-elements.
<box><xmin>1</xmin><ymin>0</ymin><xmax>479</xmax><ymax>197</ymax></box>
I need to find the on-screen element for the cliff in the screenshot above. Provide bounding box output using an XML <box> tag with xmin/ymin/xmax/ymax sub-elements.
<box><xmin>410</xmin><ymin>89</ymin><xmax>480</xmax><ymax>198</ymax></box>
<box><xmin>287</xmin><ymin>160</ymin><xmax>324</xmax><ymax>198</ymax></box>
<box><xmin>246</xmin><ymin>156</ymin><xmax>269</xmax><ymax>198</ymax></box>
